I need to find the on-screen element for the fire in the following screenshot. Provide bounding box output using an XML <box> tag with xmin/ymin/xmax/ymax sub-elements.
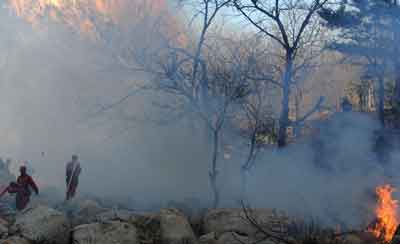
<box><xmin>369</xmin><ymin>184</ymin><xmax>399</xmax><ymax>242</ymax></box>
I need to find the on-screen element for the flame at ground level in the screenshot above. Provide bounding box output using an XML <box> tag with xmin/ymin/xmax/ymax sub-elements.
<box><xmin>368</xmin><ymin>184</ymin><xmax>399</xmax><ymax>242</ymax></box>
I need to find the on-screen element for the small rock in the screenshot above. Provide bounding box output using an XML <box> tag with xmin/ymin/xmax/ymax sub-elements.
<box><xmin>199</xmin><ymin>232</ymin><xmax>218</xmax><ymax>244</ymax></box>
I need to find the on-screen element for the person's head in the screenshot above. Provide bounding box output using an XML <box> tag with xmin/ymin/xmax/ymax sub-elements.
<box><xmin>19</xmin><ymin>166</ymin><xmax>27</xmax><ymax>176</ymax></box>
<box><xmin>72</xmin><ymin>155</ymin><xmax>78</xmax><ymax>162</ymax></box>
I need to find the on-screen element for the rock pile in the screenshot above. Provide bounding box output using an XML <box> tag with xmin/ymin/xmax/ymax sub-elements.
<box><xmin>0</xmin><ymin>200</ymin><xmax>375</xmax><ymax>244</ymax></box>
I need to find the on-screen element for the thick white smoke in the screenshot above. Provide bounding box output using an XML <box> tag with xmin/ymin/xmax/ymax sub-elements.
<box><xmin>0</xmin><ymin>0</ymin><xmax>397</xmax><ymax>230</ymax></box>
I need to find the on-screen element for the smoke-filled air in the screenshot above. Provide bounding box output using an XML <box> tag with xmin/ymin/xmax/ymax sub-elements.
<box><xmin>0</xmin><ymin>0</ymin><xmax>400</xmax><ymax>244</ymax></box>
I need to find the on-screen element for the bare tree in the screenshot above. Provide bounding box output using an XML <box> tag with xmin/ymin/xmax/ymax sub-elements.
<box><xmin>221</xmin><ymin>35</ymin><xmax>279</xmax><ymax>200</ymax></box>
<box><xmin>233</xmin><ymin>0</ymin><xmax>330</xmax><ymax>147</ymax></box>
<box><xmin>129</xmin><ymin>0</ymin><xmax>250</xmax><ymax>208</ymax></box>
<box><xmin>204</xmin><ymin>39</ymin><xmax>254</xmax><ymax>207</ymax></box>
<box><xmin>237</xmin><ymin>92</ymin><xmax>277</xmax><ymax>201</ymax></box>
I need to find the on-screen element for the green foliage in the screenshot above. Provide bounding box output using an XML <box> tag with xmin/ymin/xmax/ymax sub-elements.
<box><xmin>320</xmin><ymin>0</ymin><xmax>400</xmax><ymax>71</ymax></box>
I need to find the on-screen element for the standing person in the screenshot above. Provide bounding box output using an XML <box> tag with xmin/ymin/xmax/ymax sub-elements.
<box><xmin>66</xmin><ymin>155</ymin><xmax>81</xmax><ymax>201</ymax></box>
<box><xmin>11</xmin><ymin>166</ymin><xmax>39</xmax><ymax>210</ymax></box>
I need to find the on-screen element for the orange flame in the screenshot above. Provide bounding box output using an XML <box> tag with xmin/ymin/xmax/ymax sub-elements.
<box><xmin>369</xmin><ymin>184</ymin><xmax>399</xmax><ymax>242</ymax></box>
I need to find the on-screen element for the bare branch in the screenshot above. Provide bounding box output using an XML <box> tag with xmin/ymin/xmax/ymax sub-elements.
<box><xmin>292</xmin><ymin>96</ymin><xmax>325</xmax><ymax>125</ymax></box>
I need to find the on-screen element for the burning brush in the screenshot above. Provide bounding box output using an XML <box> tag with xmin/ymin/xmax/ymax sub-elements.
<box><xmin>368</xmin><ymin>184</ymin><xmax>399</xmax><ymax>243</ymax></box>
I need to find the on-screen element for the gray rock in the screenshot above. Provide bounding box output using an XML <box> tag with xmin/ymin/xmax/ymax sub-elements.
<box><xmin>0</xmin><ymin>236</ymin><xmax>32</xmax><ymax>244</ymax></box>
<box><xmin>203</xmin><ymin>208</ymin><xmax>289</xmax><ymax>238</ymax></box>
<box><xmin>201</xmin><ymin>232</ymin><xmax>278</xmax><ymax>244</ymax></box>
<box><xmin>11</xmin><ymin>205</ymin><xmax>70</xmax><ymax>244</ymax></box>
<box><xmin>218</xmin><ymin>232</ymin><xmax>251</xmax><ymax>244</ymax></box>
<box><xmin>134</xmin><ymin>212</ymin><xmax>162</xmax><ymax>244</ymax></box>
<box><xmin>160</xmin><ymin>208</ymin><xmax>197</xmax><ymax>244</ymax></box>
<box><xmin>65</xmin><ymin>199</ymin><xmax>108</xmax><ymax>226</ymax></box>
<box><xmin>199</xmin><ymin>232</ymin><xmax>218</xmax><ymax>244</ymax></box>
<box><xmin>0</xmin><ymin>218</ymin><xmax>9</xmax><ymax>238</ymax></box>
<box><xmin>73</xmin><ymin>221</ymin><xmax>138</xmax><ymax>244</ymax></box>
<box><xmin>94</xmin><ymin>209</ymin><xmax>137</xmax><ymax>223</ymax></box>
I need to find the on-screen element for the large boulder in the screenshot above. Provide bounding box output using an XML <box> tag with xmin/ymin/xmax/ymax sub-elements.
<box><xmin>203</xmin><ymin>208</ymin><xmax>289</xmax><ymax>237</ymax></box>
<box><xmin>11</xmin><ymin>205</ymin><xmax>70</xmax><ymax>244</ymax></box>
<box><xmin>72</xmin><ymin>221</ymin><xmax>138</xmax><ymax>244</ymax></box>
<box><xmin>160</xmin><ymin>208</ymin><xmax>197</xmax><ymax>244</ymax></box>
<box><xmin>0</xmin><ymin>236</ymin><xmax>32</xmax><ymax>244</ymax></box>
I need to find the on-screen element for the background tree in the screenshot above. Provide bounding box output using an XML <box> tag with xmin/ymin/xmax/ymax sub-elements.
<box><xmin>131</xmin><ymin>0</ymin><xmax>252</xmax><ymax>208</ymax></box>
<box><xmin>233</xmin><ymin>0</ymin><xmax>330</xmax><ymax>147</ymax></box>
<box><xmin>320</xmin><ymin>0</ymin><xmax>400</xmax><ymax>127</ymax></box>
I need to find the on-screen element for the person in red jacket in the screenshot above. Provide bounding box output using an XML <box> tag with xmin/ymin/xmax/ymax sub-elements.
<box><xmin>14</xmin><ymin>166</ymin><xmax>39</xmax><ymax>210</ymax></box>
<box><xmin>0</xmin><ymin>166</ymin><xmax>39</xmax><ymax>210</ymax></box>
<box><xmin>66</xmin><ymin>155</ymin><xmax>81</xmax><ymax>201</ymax></box>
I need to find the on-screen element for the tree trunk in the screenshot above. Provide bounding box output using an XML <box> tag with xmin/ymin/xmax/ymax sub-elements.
<box><xmin>240</xmin><ymin>168</ymin><xmax>249</xmax><ymax>202</ymax></box>
<box><xmin>293</xmin><ymin>90</ymin><xmax>302</xmax><ymax>138</ymax></box>
<box><xmin>277</xmin><ymin>53</ymin><xmax>293</xmax><ymax>148</ymax></box>
<box><xmin>240</xmin><ymin>134</ymin><xmax>256</xmax><ymax>201</ymax></box>
<box><xmin>209</xmin><ymin>128</ymin><xmax>220</xmax><ymax>208</ymax></box>
<box><xmin>378</xmin><ymin>75</ymin><xmax>385</xmax><ymax>128</ymax></box>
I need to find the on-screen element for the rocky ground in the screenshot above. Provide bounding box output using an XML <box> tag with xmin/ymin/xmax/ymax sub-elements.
<box><xmin>0</xmin><ymin>170</ymin><xmax>386</xmax><ymax>244</ymax></box>
<box><xmin>0</xmin><ymin>197</ymin><xmax>384</xmax><ymax>244</ymax></box>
